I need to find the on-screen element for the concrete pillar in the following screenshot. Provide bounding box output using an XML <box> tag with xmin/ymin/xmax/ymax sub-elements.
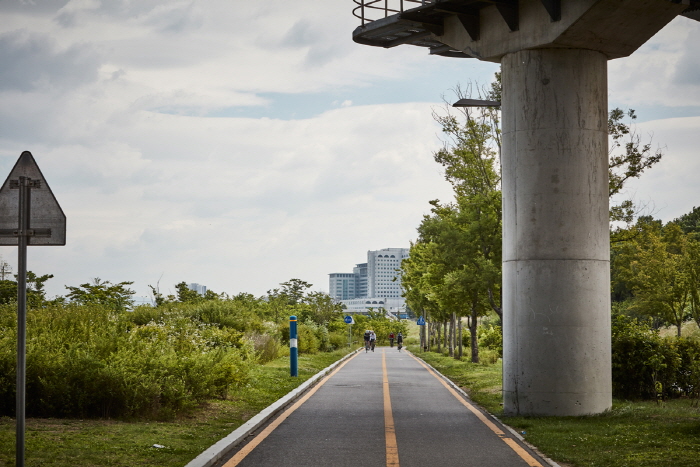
<box><xmin>501</xmin><ymin>48</ymin><xmax>612</xmax><ymax>416</ymax></box>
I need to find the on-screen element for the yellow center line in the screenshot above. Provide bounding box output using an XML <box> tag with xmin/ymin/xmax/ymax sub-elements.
<box><xmin>382</xmin><ymin>349</ymin><xmax>400</xmax><ymax>467</ymax></box>
<box><xmin>407</xmin><ymin>352</ymin><xmax>543</xmax><ymax>467</ymax></box>
<box><xmin>223</xmin><ymin>351</ymin><xmax>360</xmax><ymax>467</ymax></box>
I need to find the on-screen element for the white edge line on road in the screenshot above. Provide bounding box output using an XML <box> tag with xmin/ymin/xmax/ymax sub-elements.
<box><xmin>406</xmin><ymin>351</ymin><xmax>562</xmax><ymax>467</ymax></box>
<box><xmin>185</xmin><ymin>348</ymin><xmax>363</xmax><ymax>467</ymax></box>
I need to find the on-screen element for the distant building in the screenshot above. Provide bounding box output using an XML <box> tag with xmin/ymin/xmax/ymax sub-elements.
<box><xmin>188</xmin><ymin>283</ymin><xmax>207</xmax><ymax>295</ymax></box>
<box><xmin>329</xmin><ymin>247</ymin><xmax>409</xmax><ymax>316</ymax></box>
<box><xmin>329</xmin><ymin>273</ymin><xmax>356</xmax><ymax>300</ymax></box>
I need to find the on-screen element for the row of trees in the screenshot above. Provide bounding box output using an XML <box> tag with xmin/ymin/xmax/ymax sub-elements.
<box><xmin>0</xmin><ymin>275</ymin><xmax>370</xmax><ymax>419</ymax></box>
<box><xmin>612</xmin><ymin>209</ymin><xmax>700</xmax><ymax>335</ymax></box>
<box><xmin>400</xmin><ymin>72</ymin><xmax>672</xmax><ymax>364</ymax></box>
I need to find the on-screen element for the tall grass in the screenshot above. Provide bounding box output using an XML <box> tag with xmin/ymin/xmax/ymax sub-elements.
<box><xmin>0</xmin><ymin>303</ymin><xmax>256</xmax><ymax>419</ymax></box>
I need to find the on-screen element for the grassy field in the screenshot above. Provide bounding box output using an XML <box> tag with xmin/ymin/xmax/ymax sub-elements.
<box><xmin>0</xmin><ymin>348</ymin><xmax>354</xmax><ymax>467</ymax></box>
<box><xmin>411</xmin><ymin>347</ymin><xmax>700</xmax><ymax>467</ymax></box>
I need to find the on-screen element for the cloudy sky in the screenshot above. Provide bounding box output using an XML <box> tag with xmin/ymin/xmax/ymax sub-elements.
<box><xmin>1</xmin><ymin>1</ymin><xmax>698</xmax><ymax>302</ymax></box>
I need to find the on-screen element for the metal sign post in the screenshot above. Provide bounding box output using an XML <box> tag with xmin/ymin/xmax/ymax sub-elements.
<box><xmin>344</xmin><ymin>315</ymin><xmax>354</xmax><ymax>347</ymax></box>
<box><xmin>0</xmin><ymin>152</ymin><xmax>66</xmax><ymax>467</ymax></box>
<box><xmin>289</xmin><ymin>316</ymin><xmax>298</xmax><ymax>377</ymax></box>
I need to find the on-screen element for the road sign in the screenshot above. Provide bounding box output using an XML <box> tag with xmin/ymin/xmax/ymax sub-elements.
<box><xmin>344</xmin><ymin>315</ymin><xmax>354</xmax><ymax>324</ymax></box>
<box><xmin>0</xmin><ymin>152</ymin><xmax>66</xmax><ymax>245</ymax></box>
<box><xmin>416</xmin><ymin>316</ymin><xmax>426</xmax><ymax>326</ymax></box>
<box><xmin>0</xmin><ymin>151</ymin><xmax>65</xmax><ymax>467</ymax></box>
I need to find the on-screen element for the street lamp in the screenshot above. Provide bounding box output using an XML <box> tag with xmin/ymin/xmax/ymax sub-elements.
<box><xmin>452</xmin><ymin>98</ymin><xmax>501</xmax><ymax>107</ymax></box>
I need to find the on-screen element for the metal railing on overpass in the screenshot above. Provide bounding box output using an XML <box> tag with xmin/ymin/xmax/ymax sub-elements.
<box><xmin>352</xmin><ymin>0</ymin><xmax>435</xmax><ymax>25</ymax></box>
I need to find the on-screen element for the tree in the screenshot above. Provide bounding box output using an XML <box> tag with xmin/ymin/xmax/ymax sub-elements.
<box><xmin>614</xmin><ymin>221</ymin><xmax>692</xmax><ymax>335</ymax></box>
<box><xmin>175</xmin><ymin>281</ymin><xmax>201</xmax><ymax>302</ymax></box>
<box><xmin>279</xmin><ymin>278</ymin><xmax>312</xmax><ymax>305</ymax></box>
<box><xmin>304</xmin><ymin>291</ymin><xmax>343</xmax><ymax>325</ymax></box>
<box><xmin>65</xmin><ymin>278</ymin><xmax>135</xmax><ymax>311</ymax></box>
<box><xmin>608</xmin><ymin>108</ymin><xmax>665</xmax><ymax>237</ymax></box>
<box><xmin>673</xmin><ymin>206</ymin><xmax>700</xmax><ymax>239</ymax></box>
<box><xmin>0</xmin><ymin>271</ymin><xmax>54</xmax><ymax>307</ymax></box>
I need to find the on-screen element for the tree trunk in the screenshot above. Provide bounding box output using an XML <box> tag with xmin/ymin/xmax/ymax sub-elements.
<box><xmin>436</xmin><ymin>321</ymin><xmax>441</xmax><ymax>353</ymax></box>
<box><xmin>427</xmin><ymin>321</ymin><xmax>432</xmax><ymax>352</ymax></box>
<box><xmin>443</xmin><ymin>320</ymin><xmax>448</xmax><ymax>354</ymax></box>
<box><xmin>449</xmin><ymin>313</ymin><xmax>454</xmax><ymax>357</ymax></box>
<box><xmin>458</xmin><ymin>317</ymin><xmax>463</xmax><ymax>359</ymax></box>
<box><xmin>470</xmin><ymin>306</ymin><xmax>479</xmax><ymax>363</ymax></box>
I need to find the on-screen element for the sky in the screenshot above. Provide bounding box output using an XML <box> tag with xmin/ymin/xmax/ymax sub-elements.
<box><xmin>0</xmin><ymin>1</ymin><xmax>698</xmax><ymax>303</ymax></box>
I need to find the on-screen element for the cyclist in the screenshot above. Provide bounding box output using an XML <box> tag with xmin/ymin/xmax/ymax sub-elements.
<box><xmin>364</xmin><ymin>330</ymin><xmax>371</xmax><ymax>352</ymax></box>
<box><xmin>396</xmin><ymin>332</ymin><xmax>403</xmax><ymax>351</ymax></box>
<box><xmin>388</xmin><ymin>332</ymin><xmax>395</xmax><ymax>348</ymax></box>
<box><xmin>369</xmin><ymin>330</ymin><xmax>377</xmax><ymax>352</ymax></box>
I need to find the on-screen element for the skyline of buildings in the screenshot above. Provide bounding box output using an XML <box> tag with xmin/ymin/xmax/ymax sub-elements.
<box><xmin>329</xmin><ymin>247</ymin><xmax>409</xmax><ymax>316</ymax></box>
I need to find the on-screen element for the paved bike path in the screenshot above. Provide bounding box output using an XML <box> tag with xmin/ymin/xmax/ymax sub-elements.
<box><xmin>216</xmin><ymin>348</ymin><xmax>550</xmax><ymax>467</ymax></box>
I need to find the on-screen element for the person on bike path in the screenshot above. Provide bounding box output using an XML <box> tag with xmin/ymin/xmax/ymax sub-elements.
<box><xmin>369</xmin><ymin>330</ymin><xmax>377</xmax><ymax>352</ymax></box>
<box><xmin>364</xmin><ymin>330</ymin><xmax>371</xmax><ymax>351</ymax></box>
<box><xmin>396</xmin><ymin>332</ymin><xmax>403</xmax><ymax>351</ymax></box>
<box><xmin>389</xmin><ymin>332</ymin><xmax>395</xmax><ymax>347</ymax></box>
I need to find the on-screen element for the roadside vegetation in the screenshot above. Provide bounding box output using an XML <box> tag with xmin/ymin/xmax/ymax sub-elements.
<box><xmin>400</xmin><ymin>71</ymin><xmax>700</xmax><ymax>466</ymax></box>
<box><xmin>0</xmin><ymin>349</ymin><xmax>354</xmax><ymax>467</ymax></box>
<box><xmin>0</xmin><ymin>272</ymin><xmax>404</xmax><ymax>466</ymax></box>
<box><xmin>411</xmin><ymin>345</ymin><xmax>700</xmax><ymax>467</ymax></box>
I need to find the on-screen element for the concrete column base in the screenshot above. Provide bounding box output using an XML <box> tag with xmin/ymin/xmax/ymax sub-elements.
<box><xmin>501</xmin><ymin>48</ymin><xmax>612</xmax><ymax>416</ymax></box>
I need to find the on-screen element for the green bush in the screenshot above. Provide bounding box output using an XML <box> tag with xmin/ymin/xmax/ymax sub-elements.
<box><xmin>478</xmin><ymin>324</ymin><xmax>503</xmax><ymax>357</ymax></box>
<box><xmin>611</xmin><ymin>315</ymin><xmax>699</xmax><ymax>400</ymax></box>
<box><xmin>297</xmin><ymin>322</ymin><xmax>320</xmax><ymax>354</ymax></box>
<box><xmin>328</xmin><ymin>331</ymin><xmax>348</xmax><ymax>350</ymax></box>
<box><xmin>247</xmin><ymin>332</ymin><xmax>281</xmax><ymax>364</ymax></box>
<box><xmin>0</xmin><ymin>303</ymin><xmax>256</xmax><ymax>419</ymax></box>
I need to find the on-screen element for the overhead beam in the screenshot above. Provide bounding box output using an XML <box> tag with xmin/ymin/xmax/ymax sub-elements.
<box><xmin>434</xmin><ymin>4</ymin><xmax>481</xmax><ymax>39</ymax></box>
<box><xmin>540</xmin><ymin>0</ymin><xmax>561</xmax><ymax>21</ymax></box>
<box><xmin>495</xmin><ymin>0</ymin><xmax>519</xmax><ymax>31</ymax></box>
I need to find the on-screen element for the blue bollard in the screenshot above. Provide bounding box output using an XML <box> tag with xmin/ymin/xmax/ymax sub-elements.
<box><xmin>290</xmin><ymin>316</ymin><xmax>298</xmax><ymax>377</ymax></box>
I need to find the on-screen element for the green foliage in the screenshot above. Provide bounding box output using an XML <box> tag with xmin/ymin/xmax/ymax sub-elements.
<box><xmin>350</xmin><ymin>314</ymin><xmax>409</xmax><ymax>345</ymax></box>
<box><xmin>611</xmin><ymin>216</ymin><xmax>700</xmax><ymax>335</ymax></box>
<box><xmin>673</xmin><ymin>206</ymin><xmax>700</xmax><ymax>239</ymax></box>
<box><xmin>65</xmin><ymin>278</ymin><xmax>135</xmax><ymax>311</ymax></box>
<box><xmin>0</xmin><ymin>271</ymin><xmax>54</xmax><ymax>307</ymax></box>
<box><xmin>608</xmin><ymin>107</ymin><xmax>664</xmax><ymax>228</ymax></box>
<box><xmin>609</xmin><ymin>315</ymin><xmax>700</xmax><ymax>400</ymax></box>
<box><xmin>478</xmin><ymin>324</ymin><xmax>503</xmax><ymax>357</ymax></box>
<box><xmin>279</xmin><ymin>278</ymin><xmax>312</xmax><ymax>305</ymax></box>
<box><xmin>0</xmin><ymin>302</ymin><xmax>257</xmax><ymax>419</ymax></box>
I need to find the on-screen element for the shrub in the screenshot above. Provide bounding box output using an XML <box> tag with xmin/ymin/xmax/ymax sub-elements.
<box><xmin>247</xmin><ymin>332</ymin><xmax>281</xmax><ymax>364</ymax></box>
<box><xmin>297</xmin><ymin>322</ymin><xmax>320</xmax><ymax>354</ymax></box>
<box><xmin>0</xmin><ymin>303</ymin><xmax>256</xmax><ymax>419</ymax></box>
<box><xmin>610</xmin><ymin>315</ymin><xmax>699</xmax><ymax>400</ymax></box>
<box><xmin>479</xmin><ymin>324</ymin><xmax>503</xmax><ymax>357</ymax></box>
<box><xmin>328</xmin><ymin>331</ymin><xmax>348</xmax><ymax>350</ymax></box>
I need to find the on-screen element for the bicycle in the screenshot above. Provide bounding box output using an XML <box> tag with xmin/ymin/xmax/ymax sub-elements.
<box><xmin>365</xmin><ymin>340</ymin><xmax>370</xmax><ymax>352</ymax></box>
<box><xmin>370</xmin><ymin>340</ymin><xmax>376</xmax><ymax>352</ymax></box>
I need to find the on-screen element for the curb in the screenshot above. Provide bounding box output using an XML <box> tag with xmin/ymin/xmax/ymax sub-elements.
<box><xmin>407</xmin><ymin>351</ymin><xmax>562</xmax><ymax>467</ymax></box>
<box><xmin>185</xmin><ymin>348</ymin><xmax>362</xmax><ymax>467</ymax></box>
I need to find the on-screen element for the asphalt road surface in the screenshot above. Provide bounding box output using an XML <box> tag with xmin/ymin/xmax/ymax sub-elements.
<box><xmin>216</xmin><ymin>348</ymin><xmax>550</xmax><ymax>467</ymax></box>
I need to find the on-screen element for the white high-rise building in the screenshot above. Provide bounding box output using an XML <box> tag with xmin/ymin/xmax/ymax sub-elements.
<box><xmin>367</xmin><ymin>248</ymin><xmax>409</xmax><ymax>299</ymax></box>
<box><xmin>329</xmin><ymin>247</ymin><xmax>409</xmax><ymax>316</ymax></box>
<box><xmin>188</xmin><ymin>283</ymin><xmax>207</xmax><ymax>295</ymax></box>
<box><xmin>329</xmin><ymin>273</ymin><xmax>356</xmax><ymax>301</ymax></box>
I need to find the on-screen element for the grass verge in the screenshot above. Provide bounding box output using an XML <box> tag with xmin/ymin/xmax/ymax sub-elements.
<box><xmin>409</xmin><ymin>346</ymin><xmax>700</xmax><ymax>467</ymax></box>
<box><xmin>0</xmin><ymin>348</ymin><xmax>354</xmax><ymax>467</ymax></box>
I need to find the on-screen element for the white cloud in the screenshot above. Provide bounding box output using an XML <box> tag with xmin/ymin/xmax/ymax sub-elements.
<box><xmin>616</xmin><ymin>116</ymin><xmax>700</xmax><ymax>222</ymax></box>
<box><xmin>609</xmin><ymin>16</ymin><xmax>700</xmax><ymax>108</ymax></box>
<box><xmin>0</xmin><ymin>1</ymin><xmax>698</xmax><ymax>303</ymax></box>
